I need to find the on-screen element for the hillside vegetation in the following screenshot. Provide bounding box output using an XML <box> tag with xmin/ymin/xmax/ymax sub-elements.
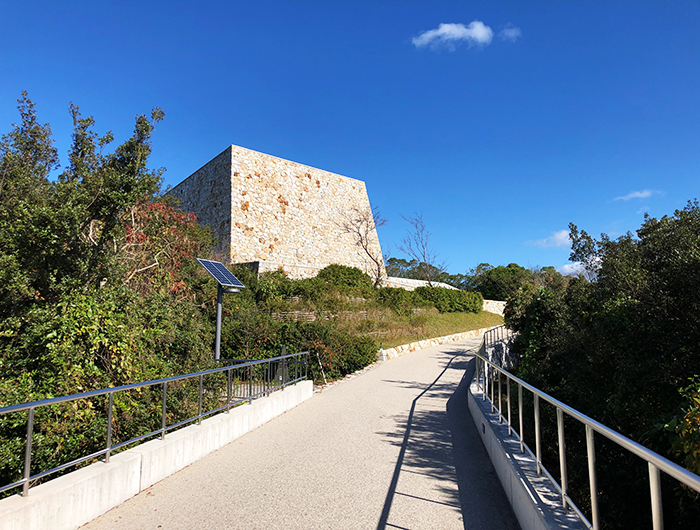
<box><xmin>505</xmin><ymin>204</ymin><xmax>700</xmax><ymax>529</ymax></box>
<box><xmin>0</xmin><ymin>96</ymin><xmax>495</xmax><ymax>492</ymax></box>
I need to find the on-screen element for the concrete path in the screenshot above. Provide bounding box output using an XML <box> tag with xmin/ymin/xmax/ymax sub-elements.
<box><xmin>83</xmin><ymin>338</ymin><xmax>519</xmax><ymax>530</ymax></box>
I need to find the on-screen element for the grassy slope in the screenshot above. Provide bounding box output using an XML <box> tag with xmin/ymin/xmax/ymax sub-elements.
<box><xmin>335</xmin><ymin>309</ymin><xmax>503</xmax><ymax>349</ymax></box>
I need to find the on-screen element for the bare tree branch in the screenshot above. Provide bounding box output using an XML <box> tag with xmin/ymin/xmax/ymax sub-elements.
<box><xmin>397</xmin><ymin>212</ymin><xmax>445</xmax><ymax>286</ymax></box>
<box><xmin>339</xmin><ymin>206</ymin><xmax>387</xmax><ymax>288</ymax></box>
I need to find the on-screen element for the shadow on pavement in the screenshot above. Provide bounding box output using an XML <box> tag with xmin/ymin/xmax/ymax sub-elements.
<box><xmin>376</xmin><ymin>346</ymin><xmax>520</xmax><ymax>530</ymax></box>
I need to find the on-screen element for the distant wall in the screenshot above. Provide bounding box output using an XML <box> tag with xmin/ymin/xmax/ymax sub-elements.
<box><xmin>170</xmin><ymin>145</ymin><xmax>384</xmax><ymax>279</ymax></box>
<box><xmin>483</xmin><ymin>300</ymin><xmax>506</xmax><ymax>316</ymax></box>
<box><xmin>383</xmin><ymin>276</ymin><xmax>458</xmax><ymax>291</ymax></box>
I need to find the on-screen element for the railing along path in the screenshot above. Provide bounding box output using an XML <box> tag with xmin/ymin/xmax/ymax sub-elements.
<box><xmin>477</xmin><ymin>326</ymin><xmax>700</xmax><ymax>530</ymax></box>
<box><xmin>0</xmin><ymin>350</ymin><xmax>309</xmax><ymax>497</ymax></box>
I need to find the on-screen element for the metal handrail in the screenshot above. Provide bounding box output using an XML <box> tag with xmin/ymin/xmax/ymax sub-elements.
<box><xmin>0</xmin><ymin>350</ymin><xmax>309</xmax><ymax>497</ymax></box>
<box><xmin>476</xmin><ymin>326</ymin><xmax>700</xmax><ymax>530</ymax></box>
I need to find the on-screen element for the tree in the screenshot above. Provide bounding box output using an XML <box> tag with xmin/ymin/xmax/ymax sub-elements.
<box><xmin>397</xmin><ymin>212</ymin><xmax>445</xmax><ymax>286</ymax></box>
<box><xmin>504</xmin><ymin>201</ymin><xmax>700</xmax><ymax>529</ymax></box>
<box><xmin>339</xmin><ymin>206</ymin><xmax>386</xmax><ymax>288</ymax></box>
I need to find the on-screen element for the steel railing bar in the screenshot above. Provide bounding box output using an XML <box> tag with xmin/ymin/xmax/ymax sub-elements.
<box><xmin>649</xmin><ymin>463</ymin><xmax>664</xmax><ymax>530</ymax></box>
<box><xmin>586</xmin><ymin>425</ymin><xmax>600</xmax><ymax>530</ymax></box>
<box><xmin>0</xmin><ymin>352</ymin><xmax>311</xmax><ymax>417</ymax></box>
<box><xmin>22</xmin><ymin>407</ymin><xmax>34</xmax><ymax>496</ymax></box>
<box><xmin>557</xmin><ymin>407</ymin><xmax>568</xmax><ymax>510</ymax></box>
<box><xmin>106</xmin><ymin>393</ymin><xmax>114</xmax><ymax>464</ymax></box>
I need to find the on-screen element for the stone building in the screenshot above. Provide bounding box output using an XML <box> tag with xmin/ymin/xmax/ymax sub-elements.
<box><xmin>169</xmin><ymin>145</ymin><xmax>385</xmax><ymax>279</ymax></box>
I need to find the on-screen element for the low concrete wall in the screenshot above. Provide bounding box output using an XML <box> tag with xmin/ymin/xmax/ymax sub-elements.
<box><xmin>466</xmin><ymin>372</ymin><xmax>586</xmax><ymax>530</ymax></box>
<box><xmin>0</xmin><ymin>380</ymin><xmax>313</xmax><ymax>530</ymax></box>
<box><xmin>378</xmin><ymin>326</ymin><xmax>495</xmax><ymax>361</ymax></box>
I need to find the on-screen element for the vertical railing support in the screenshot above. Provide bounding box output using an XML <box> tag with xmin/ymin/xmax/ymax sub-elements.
<box><xmin>248</xmin><ymin>365</ymin><xmax>253</xmax><ymax>404</ymax></box>
<box><xmin>106</xmin><ymin>393</ymin><xmax>114</xmax><ymax>463</ymax></box>
<box><xmin>198</xmin><ymin>374</ymin><xmax>203</xmax><ymax>425</ymax></box>
<box><xmin>586</xmin><ymin>425</ymin><xmax>600</xmax><ymax>530</ymax></box>
<box><xmin>534</xmin><ymin>395</ymin><xmax>542</xmax><ymax>475</ymax></box>
<box><xmin>507</xmin><ymin>376</ymin><xmax>512</xmax><ymax>436</ymax></box>
<box><xmin>22</xmin><ymin>407</ymin><xmax>35</xmax><ymax>496</ymax></box>
<box><xmin>557</xmin><ymin>407</ymin><xmax>568</xmax><ymax>509</ymax></box>
<box><xmin>518</xmin><ymin>384</ymin><xmax>524</xmax><ymax>453</ymax></box>
<box><xmin>498</xmin><ymin>372</ymin><xmax>503</xmax><ymax>423</ymax></box>
<box><xmin>161</xmin><ymin>382</ymin><xmax>168</xmax><ymax>440</ymax></box>
<box><xmin>227</xmin><ymin>368</ymin><xmax>232</xmax><ymax>412</ymax></box>
<box><xmin>649</xmin><ymin>463</ymin><xmax>664</xmax><ymax>530</ymax></box>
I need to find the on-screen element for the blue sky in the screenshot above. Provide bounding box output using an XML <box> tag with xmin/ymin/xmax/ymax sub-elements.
<box><xmin>2</xmin><ymin>1</ymin><xmax>699</xmax><ymax>276</ymax></box>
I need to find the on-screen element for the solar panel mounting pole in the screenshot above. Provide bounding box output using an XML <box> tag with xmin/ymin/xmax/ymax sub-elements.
<box><xmin>196</xmin><ymin>259</ymin><xmax>245</xmax><ymax>361</ymax></box>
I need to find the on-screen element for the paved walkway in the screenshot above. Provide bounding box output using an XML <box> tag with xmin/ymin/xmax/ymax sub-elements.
<box><xmin>84</xmin><ymin>338</ymin><xmax>519</xmax><ymax>530</ymax></box>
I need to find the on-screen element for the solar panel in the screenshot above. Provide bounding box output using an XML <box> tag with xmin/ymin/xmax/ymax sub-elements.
<box><xmin>196</xmin><ymin>259</ymin><xmax>246</xmax><ymax>288</ymax></box>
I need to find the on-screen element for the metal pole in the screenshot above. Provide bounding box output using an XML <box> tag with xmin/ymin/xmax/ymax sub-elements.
<box><xmin>22</xmin><ymin>407</ymin><xmax>35</xmax><ymax>496</ymax></box>
<box><xmin>518</xmin><ymin>384</ymin><xmax>524</xmax><ymax>453</ymax></box>
<box><xmin>557</xmin><ymin>407</ymin><xmax>568</xmax><ymax>509</ymax></box>
<box><xmin>534</xmin><ymin>395</ymin><xmax>542</xmax><ymax>475</ymax></box>
<box><xmin>227</xmin><ymin>368</ymin><xmax>232</xmax><ymax>412</ymax></box>
<box><xmin>586</xmin><ymin>425</ymin><xmax>600</xmax><ymax>530</ymax></box>
<box><xmin>248</xmin><ymin>366</ymin><xmax>253</xmax><ymax>404</ymax></box>
<box><xmin>498</xmin><ymin>373</ymin><xmax>503</xmax><ymax>423</ymax></box>
<box><xmin>106</xmin><ymin>393</ymin><xmax>114</xmax><ymax>463</ymax></box>
<box><xmin>161</xmin><ymin>382</ymin><xmax>167</xmax><ymax>440</ymax></box>
<box><xmin>649</xmin><ymin>463</ymin><xmax>664</xmax><ymax>530</ymax></box>
<box><xmin>198</xmin><ymin>374</ymin><xmax>203</xmax><ymax>425</ymax></box>
<box><xmin>215</xmin><ymin>284</ymin><xmax>223</xmax><ymax>360</ymax></box>
<box><xmin>507</xmin><ymin>377</ymin><xmax>512</xmax><ymax>435</ymax></box>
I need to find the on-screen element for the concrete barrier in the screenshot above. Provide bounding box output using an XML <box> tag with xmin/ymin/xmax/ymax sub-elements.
<box><xmin>467</xmin><ymin>371</ymin><xmax>586</xmax><ymax>530</ymax></box>
<box><xmin>0</xmin><ymin>380</ymin><xmax>313</xmax><ymax>530</ymax></box>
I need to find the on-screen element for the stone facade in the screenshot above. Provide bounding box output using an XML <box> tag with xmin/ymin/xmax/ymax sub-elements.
<box><xmin>169</xmin><ymin>145</ymin><xmax>384</xmax><ymax>279</ymax></box>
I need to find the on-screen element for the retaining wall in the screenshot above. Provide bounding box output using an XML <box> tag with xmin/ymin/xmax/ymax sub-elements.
<box><xmin>0</xmin><ymin>381</ymin><xmax>313</xmax><ymax>530</ymax></box>
<box><xmin>467</xmin><ymin>373</ymin><xmax>586</xmax><ymax>530</ymax></box>
<box><xmin>378</xmin><ymin>326</ymin><xmax>494</xmax><ymax>361</ymax></box>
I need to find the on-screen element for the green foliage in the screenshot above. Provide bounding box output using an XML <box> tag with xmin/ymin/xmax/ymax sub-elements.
<box><xmin>414</xmin><ymin>286</ymin><xmax>483</xmax><ymax>314</ymax></box>
<box><xmin>376</xmin><ymin>287</ymin><xmax>428</xmax><ymax>316</ymax></box>
<box><xmin>506</xmin><ymin>201</ymin><xmax>700</xmax><ymax>529</ymax></box>
<box><xmin>316</xmin><ymin>264</ymin><xmax>373</xmax><ymax>290</ymax></box>
<box><xmin>0</xmin><ymin>94</ymin><xmax>219</xmax><ymax>493</ymax></box>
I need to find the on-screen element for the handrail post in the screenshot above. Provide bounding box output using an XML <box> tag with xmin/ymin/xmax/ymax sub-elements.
<box><xmin>22</xmin><ymin>407</ymin><xmax>35</xmax><ymax>496</ymax></box>
<box><xmin>227</xmin><ymin>368</ymin><xmax>232</xmax><ymax>412</ymax></box>
<box><xmin>248</xmin><ymin>365</ymin><xmax>253</xmax><ymax>404</ymax></box>
<box><xmin>498</xmin><ymin>372</ymin><xmax>503</xmax><ymax>423</ymax></box>
<box><xmin>649</xmin><ymin>463</ymin><xmax>664</xmax><ymax>530</ymax></box>
<box><xmin>557</xmin><ymin>407</ymin><xmax>568</xmax><ymax>509</ymax></box>
<box><xmin>534</xmin><ymin>394</ymin><xmax>542</xmax><ymax>475</ymax></box>
<box><xmin>507</xmin><ymin>376</ymin><xmax>512</xmax><ymax>435</ymax></box>
<box><xmin>161</xmin><ymin>382</ymin><xmax>167</xmax><ymax>440</ymax></box>
<box><xmin>106</xmin><ymin>393</ymin><xmax>114</xmax><ymax>463</ymax></box>
<box><xmin>198</xmin><ymin>374</ymin><xmax>203</xmax><ymax>425</ymax></box>
<box><xmin>518</xmin><ymin>384</ymin><xmax>524</xmax><ymax>453</ymax></box>
<box><xmin>586</xmin><ymin>425</ymin><xmax>600</xmax><ymax>530</ymax></box>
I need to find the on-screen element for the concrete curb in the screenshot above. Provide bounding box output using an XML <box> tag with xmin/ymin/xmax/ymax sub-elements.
<box><xmin>466</xmin><ymin>369</ymin><xmax>586</xmax><ymax>530</ymax></box>
<box><xmin>0</xmin><ymin>380</ymin><xmax>313</xmax><ymax>530</ymax></box>
<box><xmin>378</xmin><ymin>326</ymin><xmax>495</xmax><ymax>361</ymax></box>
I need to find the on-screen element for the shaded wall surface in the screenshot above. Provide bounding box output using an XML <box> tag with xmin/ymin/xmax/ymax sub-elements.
<box><xmin>170</xmin><ymin>145</ymin><xmax>384</xmax><ymax>279</ymax></box>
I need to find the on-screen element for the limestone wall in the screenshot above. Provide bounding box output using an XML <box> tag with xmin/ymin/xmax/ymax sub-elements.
<box><xmin>170</xmin><ymin>145</ymin><xmax>384</xmax><ymax>279</ymax></box>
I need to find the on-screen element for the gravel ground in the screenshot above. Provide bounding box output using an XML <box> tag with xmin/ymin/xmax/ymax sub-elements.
<box><xmin>83</xmin><ymin>338</ymin><xmax>519</xmax><ymax>530</ymax></box>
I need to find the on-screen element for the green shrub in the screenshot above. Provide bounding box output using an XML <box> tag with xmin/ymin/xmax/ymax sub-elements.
<box><xmin>317</xmin><ymin>264</ymin><xmax>372</xmax><ymax>290</ymax></box>
<box><xmin>414</xmin><ymin>286</ymin><xmax>483</xmax><ymax>313</ymax></box>
<box><xmin>377</xmin><ymin>287</ymin><xmax>428</xmax><ymax>316</ymax></box>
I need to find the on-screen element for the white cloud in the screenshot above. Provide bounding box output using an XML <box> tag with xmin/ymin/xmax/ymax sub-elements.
<box><xmin>558</xmin><ymin>262</ymin><xmax>586</xmax><ymax>276</ymax></box>
<box><xmin>412</xmin><ymin>21</ymin><xmax>494</xmax><ymax>50</ymax></box>
<box><xmin>614</xmin><ymin>189</ymin><xmax>655</xmax><ymax>201</ymax></box>
<box><xmin>498</xmin><ymin>24</ymin><xmax>521</xmax><ymax>42</ymax></box>
<box><xmin>532</xmin><ymin>229</ymin><xmax>571</xmax><ymax>249</ymax></box>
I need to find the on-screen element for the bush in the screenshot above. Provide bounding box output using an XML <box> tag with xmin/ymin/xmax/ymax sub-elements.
<box><xmin>376</xmin><ymin>287</ymin><xmax>428</xmax><ymax>316</ymax></box>
<box><xmin>414</xmin><ymin>286</ymin><xmax>483</xmax><ymax>313</ymax></box>
<box><xmin>317</xmin><ymin>264</ymin><xmax>373</xmax><ymax>290</ymax></box>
